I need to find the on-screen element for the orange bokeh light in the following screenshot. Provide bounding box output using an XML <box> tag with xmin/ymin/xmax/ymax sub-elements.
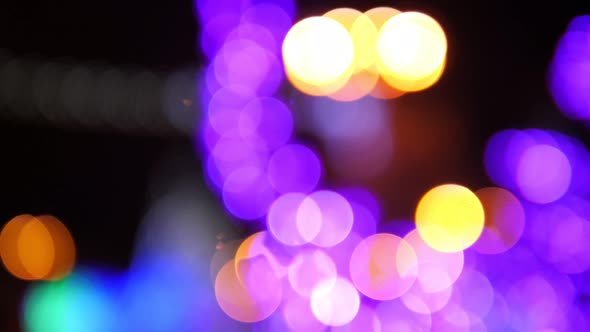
<box><xmin>0</xmin><ymin>214</ymin><xmax>76</xmax><ymax>281</ymax></box>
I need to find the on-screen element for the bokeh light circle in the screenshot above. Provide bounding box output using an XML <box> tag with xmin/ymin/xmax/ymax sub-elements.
<box><xmin>349</xmin><ymin>233</ymin><xmax>418</xmax><ymax>300</ymax></box>
<box><xmin>235</xmin><ymin>231</ymin><xmax>286</xmax><ymax>280</ymax></box>
<box><xmin>298</xmin><ymin>190</ymin><xmax>354</xmax><ymax>247</ymax></box>
<box><xmin>310</xmin><ymin>277</ymin><xmax>360</xmax><ymax>327</ymax></box>
<box><xmin>1</xmin><ymin>214</ymin><xmax>75</xmax><ymax>281</ymax></box>
<box><xmin>282</xmin><ymin>16</ymin><xmax>355</xmax><ymax>86</ymax></box>
<box><xmin>22</xmin><ymin>269</ymin><xmax>118</xmax><ymax>332</ymax></box>
<box><xmin>268</xmin><ymin>144</ymin><xmax>321</xmax><ymax>194</ymax></box>
<box><xmin>214</xmin><ymin>258</ymin><xmax>282</xmax><ymax>323</ymax></box>
<box><xmin>516</xmin><ymin>144</ymin><xmax>572</xmax><ymax>204</ymax></box>
<box><xmin>403</xmin><ymin>229</ymin><xmax>464</xmax><ymax>293</ymax></box>
<box><xmin>267</xmin><ymin>192</ymin><xmax>317</xmax><ymax>246</ymax></box>
<box><xmin>376</xmin><ymin>11</ymin><xmax>447</xmax><ymax>91</ymax></box>
<box><xmin>415</xmin><ymin>184</ymin><xmax>484</xmax><ymax>253</ymax></box>
<box><xmin>1</xmin><ymin>214</ymin><xmax>38</xmax><ymax>280</ymax></box>
<box><xmin>288</xmin><ymin>248</ymin><xmax>337</xmax><ymax>297</ymax></box>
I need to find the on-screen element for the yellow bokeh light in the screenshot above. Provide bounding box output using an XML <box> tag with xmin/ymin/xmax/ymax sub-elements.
<box><xmin>415</xmin><ymin>184</ymin><xmax>485</xmax><ymax>253</ymax></box>
<box><xmin>282</xmin><ymin>16</ymin><xmax>354</xmax><ymax>90</ymax></box>
<box><xmin>381</xmin><ymin>57</ymin><xmax>446</xmax><ymax>92</ymax></box>
<box><xmin>376</xmin><ymin>11</ymin><xmax>447</xmax><ymax>91</ymax></box>
<box><xmin>324</xmin><ymin>8</ymin><xmax>378</xmax><ymax>73</ymax></box>
<box><xmin>363</xmin><ymin>7</ymin><xmax>407</xmax><ymax>99</ymax></box>
<box><xmin>322</xmin><ymin>8</ymin><xmax>380</xmax><ymax>101</ymax></box>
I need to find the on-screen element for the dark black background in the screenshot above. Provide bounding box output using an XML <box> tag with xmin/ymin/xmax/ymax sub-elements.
<box><xmin>1</xmin><ymin>0</ymin><xmax>590</xmax><ymax>330</ymax></box>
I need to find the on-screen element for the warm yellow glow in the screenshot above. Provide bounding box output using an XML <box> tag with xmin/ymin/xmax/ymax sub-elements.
<box><xmin>363</xmin><ymin>7</ymin><xmax>407</xmax><ymax>99</ymax></box>
<box><xmin>376</xmin><ymin>12</ymin><xmax>447</xmax><ymax>91</ymax></box>
<box><xmin>215</xmin><ymin>259</ymin><xmax>282</xmax><ymax>323</ymax></box>
<box><xmin>415</xmin><ymin>184</ymin><xmax>485</xmax><ymax>253</ymax></box>
<box><xmin>235</xmin><ymin>231</ymin><xmax>285</xmax><ymax>284</ymax></box>
<box><xmin>283</xmin><ymin>16</ymin><xmax>354</xmax><ymax>87</ymax></box>
<box><xmin>382</xmin><ymin>58</ymin><xmax>446</xmax><ymax>92</ymax></box>
<box><xmin>322</xmin><ymin>8</ymin><xmax>380</xmax><ymax>101</ymax></box>
<box><xmin>324</xmin><ymin>8</ymin><xmax>379</xmax><ymax>72</ymax></box>
<box><xmin>235</xmin><ymin>232</ymin><xmax>260</xmax><ymax>267</ymax></box>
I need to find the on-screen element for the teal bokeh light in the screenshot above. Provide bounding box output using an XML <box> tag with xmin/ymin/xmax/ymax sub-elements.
<box><xmin>22</xmin><ymin>268</ymin><xmax>119</xmax><ymax>332</ymax></box>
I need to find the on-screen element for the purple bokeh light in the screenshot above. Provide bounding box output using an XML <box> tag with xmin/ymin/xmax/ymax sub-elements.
<box><xmin>268</xmin><ymin>144</ymin><xmax>321</xmax><ymax>194</ymax></box>
<box><xmin>299</xmin><ymin>190</ymin><xmax>354</xmax><ymax>247</ymax></box>
<box><xmin>516</xmin><ymin>144</ymin><xmax>571</xmax><ymax>204</ymax></box>
<box><xmin>194</xmin><ymin>0</ymin><xmax>590</xmax><ymax>329</ymax></box>
<box><xmin>549</xmin><ymin>15</ymin><xmax>590</xmax><ymax>121</ymax></box>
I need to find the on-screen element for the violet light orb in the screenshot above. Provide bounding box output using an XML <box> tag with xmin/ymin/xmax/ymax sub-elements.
<box><xmin>267</xmin><ymin>192</ymin><xmax>317</xmax><ymax>246</ymax></box>
<box><xmin>207</xmin><ymin>134</ymin><xmax>269</xmax><ymax>189</ymax></box>
<box><xmin>200</xmin><ymin>14</ymin><xmax>244</xmax><ymax>60</ymax></box>
<box><xmin>240</xmin><ymin>97</ymin><xmax>293</xmax><ymax>150</ymax></box>
<box><xmin>376</xmin><ymin>296</ymin><xmax>432</xmax><ymax>332</ymax></box>
<box><xmin>221</xmin><ymin>166</ymin><xmax>277</xmax><ymax>221</ymax></box>
<box><xmin>287</xmin><ymin>248</ymin><xmax>337</xmax><ymax>297</ymax></box>
<box><xmin>213</xmin><ymin>40</ymin><xmax>283</xmax><ymax>96</ymax></box>
<box><xmin>516</xmin><ymin>144</ymin><xmax>571</xmax><ymax>204</ymax></box>
<box><xmin>549</xmin><ymin>15</ymin><xmax>590</xmax><ymax>121</ymax></box>
<box><xmin>224</xmin><ymin>23</ymin><xmax>278</xmax><ymax>54</ymax></box>
<box><xmin>330</xmin><ymin>304</ymin><xmax>381</xmax><ymax>332</ymax></box>
<box><xmin>401</xmin><ymin>274</ymin><xmax>453</xmax><ymax>315</ymax></box>
<box><xmin>403</xmin><ymin>229</ymin><xmax>464</xmax><ymax>293</ymax></box>
<box><xmin>484</xmin><ymin>129</ymin><xmax>535</xmax><ymax>191</ymax></box>
<box><xmin>448</xmin><ymin>268</ymin><xmax>495</xmax><ymax>319</ymax></box>
<box><xmin>267</xmin><ymin>144</ymin><xmax>321</xmax><ymax>194</ymax></box>
<box><xmin>241</xmin><ymin>2</ymin><xmax>294</xmax><ymax>47</ymax></box>
<box><xmin>206</xmin><ymin>85</ymin><xmax>256</xmax><ymax>135</ymax></box>
<box><xmin>281</xmin><ymin>289</ymin><xmax>327</xmax><ymax>332</ymax></box>
<box><xmin>297</xmin><ymin>190</ymin><xmax>354</xmax><ymax>247</ymax></box>
<box><xmin>310</xmin><ymin>277</ymin><xmax>360</xmax><ymax>327</ymax></box>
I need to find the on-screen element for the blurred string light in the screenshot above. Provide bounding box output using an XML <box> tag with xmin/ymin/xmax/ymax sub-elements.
<box><xmin>0</xmin><ymin>50</ymin><xmax>199</xmax><ymax>135</ymax></box>
<box><xmin>197</xmin><ymin>0</ymin><xmax>498</xmax><ymax>330</ymax></box>
<box><xmin>196</xmin><ymin>0</ymin><xmax>590</xmax><ymax>330</ymax></box>
<box><xmin>281</xmin><ymin>8</ymin><xmax>447</xmax><ymax>100</ymax></box>
<box><xmin>0</xmin><ymin>214</ymin><xmax>75</xmax><ymax>281</ymax></box>
<box><xmin>16</xmin><ymin>4</ymin><xmax>590</xmax><ymax>332</ymax></box>
<box><xmin>548</xmin><ymin>15</ymin><xmax>590</xmax><ymax>123</ymax></box>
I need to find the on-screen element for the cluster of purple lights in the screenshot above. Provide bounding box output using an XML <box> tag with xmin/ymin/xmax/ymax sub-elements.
<box><xmin>195</xmin><ymin>1</ymin><xmax>590</xmax><ymax>331</ymax></box>
<box><xmin>196</xmin><ymin>0</ymin><xmax>325</xmax><ymax>225</ymax></box>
